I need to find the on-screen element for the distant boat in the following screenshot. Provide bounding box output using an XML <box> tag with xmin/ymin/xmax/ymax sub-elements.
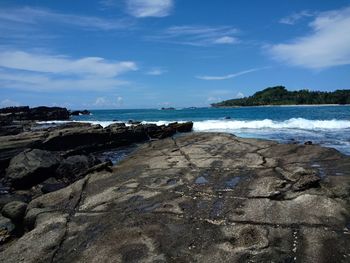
<box><xmin>161</xmin><ymin>107</ymin><xmax>176</xmax><ymax>110</ymax></box>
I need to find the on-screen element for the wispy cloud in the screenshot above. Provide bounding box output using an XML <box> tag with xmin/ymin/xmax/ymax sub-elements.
<box><xmin>196</xmin><ymin>68</ymin><xmax>266</xmax><ymax>80</ymax></box>
<box><xmin>0</xmin><ymin>7</ymin><xmax>132</xmax><ymax>31</ymax></box>
<box><xmin>213</xmin><ymin>36</ymin><xmax>238</xmax><ymax>44</ymax></box>
<box><xmin>0</xmin><ymin>50</ymin><xmax>137</xmax><ymax>91</ymax></box>
<box><xmin>126</xmin><ymin>0</ymin><xmax>173</xmax><ymax>18</ymax></box>
<box><xmin>148</xmin><ymin>25</ymin><xmax>239</xmax><ymax>46</ymax></box>
<box><xmin>269</xmin><ymin>6</ymin><xmax>350</xmax><ymax>69</ymax></box>
<box><xmin>146</xmin><ymin>68</ymin><xmax>167</xmax><ymax>75</ymax></box>
<box><xmin>93</xmin><ymin>96</ymin><xmax>123</xmax><ymax>108</ymax></box>
<box><xmin>0</xmin><ymin>99</ymin><xmax>21</xmax><ymax>108</ymax></box>
<box><xmin>0</xmin><ymin>51</ymin><xmax>137</xmax><ymax>77</ymax></box>
<box><xmin>279</xmin><ymin>10</ymin><xmax>315</xmax><ymax>25</ymax></box>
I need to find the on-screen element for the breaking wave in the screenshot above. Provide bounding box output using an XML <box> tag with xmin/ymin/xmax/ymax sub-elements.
<box><xmin>37</xmin><ymin>118</ymin><xmax>350</xmax><ymax>130</ymax></box>
<box><xmin>192</xmin><ymin>118</ymin><xmax>350</xmax><ymax>131</ymax></box>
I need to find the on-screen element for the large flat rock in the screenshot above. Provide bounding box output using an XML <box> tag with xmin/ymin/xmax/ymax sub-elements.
<box><xmin>1</xmin><ymin>133</ymin><xmax>349</xmax><ymax>262</ymax></box>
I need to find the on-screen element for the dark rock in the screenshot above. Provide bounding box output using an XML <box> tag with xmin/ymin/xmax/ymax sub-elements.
<box><xmin>293</xmin><ymin>173</ymin><xmax>320</xmax><ymax>191</ymax></box>
<box><xmin>40</xmin><ymin>177</ymin><xmax>66</xmax><ymax>194</ymax></box>
<box><xmin>0</xmin><ymin>215</ymin><xmax>15</xmax><ymax>243</ymax></box>
<box><xmin>224</xmin><ymin>116</ymin><xmax>231</xmax><ymax>119</ymax></box>
<box><xmin>29</xmin><ymin>106</ymin><xmax>69</xmax><ymax>121</ymax></box>
<box><xmin>0</xmin><ymin>194</ymin><xmax>31</xmax><ymax>210</ymax></box>
<box><xmin>304</xmin><ymin>141</ymin><xmax>313</xmax><ymax>145</ymax></box>
<box><xmin>6</xmin><ymin>149</ymin><xmax>61</xmax><ymax>189</ymax></box>
<box><xmin>55</xmin><ymin>155</ymin><xmax>101</xmax><ymax>183</ymax></box>
<box><xmin>1</xmin><ymin>201</ymin><xmax>27</xmax><ymax>222</ymax></box>
<box><xmin>41</xmin><ymin>182</ymin><xmax>66</xmax><ymax>194</ymax></box>
<box><xmin>0</xmin><ymin>107</ymin><xmax>30</xmax><ymax>114</ymax></box>
<box><xmin>0</xmin><ymin>106</ymin><xmax>69</xmax><ymax>121</ymax></box>
<box><xmin>168</xmin><ymin>122</ymin><xmax>193</xmax><ymax>133</ymax></box>
<box><xmin>84</xmin><ymin>160</ymin><xmax>113</xmax><ymax>174</ymax></box>
<box><xmin>0</xmin><ymin>121</ymin><xmax>26</xmax><ymax>136</ymax></box>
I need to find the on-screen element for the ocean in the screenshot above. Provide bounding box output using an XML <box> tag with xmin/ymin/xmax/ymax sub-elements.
<box><xmin>68</xmin><ymin>105</ymin><xmax>350</xmax><ymax>155</ymax></box>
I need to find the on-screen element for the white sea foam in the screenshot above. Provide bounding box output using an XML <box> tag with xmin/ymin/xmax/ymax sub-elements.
<box><xmin>37</xmin><ymin>118</ymin><xmax>350</xmax><ymax>130</ymax></box>
<box><xmin>192</xmin><ymin>118</ymin><xmax>350</xmax><ymax>131</ymax></box>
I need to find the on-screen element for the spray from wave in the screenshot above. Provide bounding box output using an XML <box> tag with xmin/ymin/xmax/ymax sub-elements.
<box><xmin>191</xmin><ymin>118</ymin><xmax>350</xmax><ymax>131</ymax></box>
<box><xmin>38</xmin><ymin>118</ymin><xmax>350</xmax><ymax>130</ymax></box>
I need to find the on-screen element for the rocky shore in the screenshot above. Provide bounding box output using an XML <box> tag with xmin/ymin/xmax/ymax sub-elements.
<box><xmin>0</xmin><ymin>107</ymin><xmax>349</xmax><ymax>262</ymax></box>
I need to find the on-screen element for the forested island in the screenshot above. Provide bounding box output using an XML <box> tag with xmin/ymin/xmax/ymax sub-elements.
<box><xmin>211</xmin><ymin>86</ymin><xmax>350</xmax><ymax>107</ymax></box>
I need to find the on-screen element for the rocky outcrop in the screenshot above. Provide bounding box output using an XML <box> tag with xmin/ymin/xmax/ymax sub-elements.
<box><xmin>1</xmin><ymin>201</ymin><xmax>27</xmax><ymax>223</ymax></box>
<box><xmin>5</xmin><ymin>149</ymin><xmax>61</xmax><ymax>189</ymax></box>
<box><xmin>55</xmin><ymin>155</ymin><xmax>101</xmax><ymax>184</ymax></box>
<box><xmin>0</xmin><ymin>133</ymin><xmax>348</xmax><ymax>262</ymax></box>
<box><xmin>0</xmin><ymin>106</ymin><xmax>69</xmax><ymax>122</ymax></box>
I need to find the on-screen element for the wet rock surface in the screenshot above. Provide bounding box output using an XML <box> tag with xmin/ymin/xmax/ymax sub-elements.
<box><xmin>0</xmin><ymin>133</ymin><xmax>349</xmax><ymax>262</ymax></box>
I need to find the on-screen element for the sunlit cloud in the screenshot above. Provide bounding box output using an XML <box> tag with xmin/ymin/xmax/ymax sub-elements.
<box><xmin>270</xmin><ymin>6</ymin><xmax>350</xmax><ymax>69</ymax></box>
<box><xmin>126</xmin><ymin>0</ymin><xmax>173</xmax><ymax>18</ymax></box>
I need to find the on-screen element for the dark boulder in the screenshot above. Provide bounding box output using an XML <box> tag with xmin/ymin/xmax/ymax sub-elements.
<box><xmin>1</xmin><ymin>201</ymin><xmax>27</xmax><ymax>222</ymax></box>
<box><xmin>168</xmin><ymin>122</ymin><xmax>193</xmax><ymax>133</ymax></box>
<box><xmin>29</xmin><ymin>106</ymin><xmax>69</xmax><ymax>121</ymax></box>
<box><xmin>55</xmin><ymin>155</ymin><xmax>101</xmax><ymax>183</ymax></box>
<box><xmin>6</xmin><ymin>149</ymin><xmax>61</xmax><ymax>189</ymax></box>
<box><xmin>0</xmin><ymin>193</ymin><xmax>31</xmax><ymax>210</ymax></box>
<box><xmin>0</xmin><ymin>215</ymin><xmax>15</xmax><ymax>243</ymax></box>
<box><xmin>293</xmin><ymin>173</ymin><xmax>320</xmax><ymax>191</ymax></box>
<box><xmin>40</xmin><ymin>178</ymin><xmax>66</xmax><ymax>194</ymax></box>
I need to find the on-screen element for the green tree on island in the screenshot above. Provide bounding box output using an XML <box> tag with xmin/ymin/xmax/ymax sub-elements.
<box><xmin>211</xmin><ymin>86</ymin><xmax>350</xmax><ymax>107</ymax></box>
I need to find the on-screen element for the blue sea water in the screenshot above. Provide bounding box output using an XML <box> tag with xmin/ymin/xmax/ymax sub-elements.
<box><xmin>68</xmin><ymin>106</ymin><xmax>350</xmax><ymax>155</ymax></box>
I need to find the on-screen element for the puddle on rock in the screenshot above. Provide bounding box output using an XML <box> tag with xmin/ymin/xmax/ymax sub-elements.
<box><xmin>95</xmin><ymin>145</ymin><xmax>137</xmax><ymax>164</ymax></box>
<box><xmin>167</xmin><ymin>179</ymin><xmax>177</xmax><ymax>185</ymax></box>
<box><xmin>225</xmin><ymin>177</ymin><xmax>241</xmax><ymax>189</ymax></box>
<box><xmin>210</xmin><ymin>199</ymin><xmax>225</xmax><ymax>218</ymax></box>
<box><xmin>138</xmin><ymin>203</ymin><xmax>161</xmax><ymax>213</ymax></box>
<box><xmin>195</xmin><ymin>176</ymin><xmax>208</xmax><ymax>185</ymax></box>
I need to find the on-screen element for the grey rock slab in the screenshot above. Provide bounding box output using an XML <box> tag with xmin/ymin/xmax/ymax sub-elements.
<box><xmin>0</xmin><ymin>133</ymin><xmax>349</xmax><ymax>262</ymax></box>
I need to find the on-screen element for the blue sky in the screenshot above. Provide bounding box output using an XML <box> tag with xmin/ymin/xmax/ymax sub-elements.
<box><xmin>0</xmin><ymin>0</ymin><xmax>350</xmax><ymax>109</ymax></box>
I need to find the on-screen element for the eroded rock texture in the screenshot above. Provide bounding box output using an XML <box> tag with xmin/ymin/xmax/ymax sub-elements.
<box><xmin>0</xmin><ymin>133</ymin><xmax>349</xmax><ymax>262</ymax></box>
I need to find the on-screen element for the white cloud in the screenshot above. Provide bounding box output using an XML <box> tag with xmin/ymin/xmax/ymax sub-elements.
<box><xmin>269</xmin><ymin>6</ymin><xmax>350</xmax><ymax>69</ymax></box>
<box><xmin>0</xmin><ymin>7</ymin><xmax>131</xmax><ymax>31</ymax></box>
<box><xmin>0</xmin><ymin>50</ymin><xmax>137</xmax><ymax>91</ymax></box>
<box><xmin>0</xmin><ymin>51</ymin><xmax>137</xmax><ymax>78</ymax></box>
<box><xmin>0</xmin><ymin>99</ymin><xmax>21</xmax><ymax>107</ymax></box>
<box><xmin>279</xmin><ymin>10</ymin><xmax>314</xmax><ymax>25</ymax></box>
<box><xmin>148</xmin><ymin>25</ymin><xmax>239</xmax><ymax>46</ymax></box>
<box><xmin>126</xmin><ymin>0</ymin><xmax>173</xmax><ymax>18</ymax></box>
<box><xmin>93</xmin><ymin>96</ymin><xmax>124</xmax><ymax>108</ymax></box>
<box><xmin>235</xmin><ymin>92</ymin><xmax>245</xmax><ymax>98</ymax></box>
<box><xmin>146</xmin><ymin>68</ymin><xmax>167</xmax><ymax>75</ymax></box>
<box><xmin>207</xmin><ymin>96</ymin><xmax>221</xmax><ymax>102</ymax></box>
<box><xmin>196</xmin><ymin>68</ymin><xmax>266</xmax><ymax>80</ymax></box>
<box><xmin>213</xmin><ymin>36</ymin><xmax>238</xmax><ymax>44</ymax></box>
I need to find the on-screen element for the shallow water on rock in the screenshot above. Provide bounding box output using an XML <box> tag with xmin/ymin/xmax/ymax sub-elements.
<box><xmin>225</xmin><ymin>177</ymin><xmax>241</xmax><ymax>189</ymax></box>
<box><xmin>95</xmin><ymin>145</ymin><xmax>137</xmax><ymax>164</ymax></box>
<box><xmin>195</xmin><ymin>176</ymin><xmax>208</xmax><ymax>185</ymax></box>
